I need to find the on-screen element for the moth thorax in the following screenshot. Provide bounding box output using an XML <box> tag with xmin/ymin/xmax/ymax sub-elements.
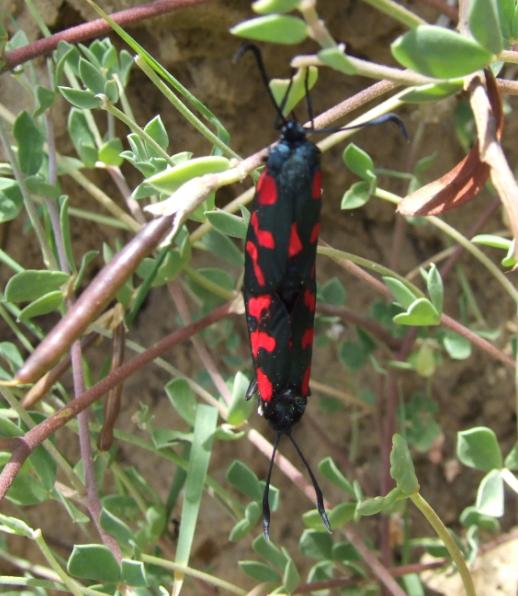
<box><xmin>281</xmin><ymin>120</ymin><xmax>306</xmax><ymax>144</ymax></box>
<box><xmin>262</xmin><ymin>391</ymin><xmax>307</xmax><ymax>432</ymax></box>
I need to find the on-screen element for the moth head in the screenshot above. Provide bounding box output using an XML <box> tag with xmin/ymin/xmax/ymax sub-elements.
<box><xmin>262</xmin><ymin>390</ymin><xmax>307</xmax><ymax>433</ymax></box>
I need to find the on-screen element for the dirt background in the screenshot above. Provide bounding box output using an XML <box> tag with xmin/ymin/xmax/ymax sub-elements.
<box><xmin>2</xmin><ymin>0</ymin><xmax>518</xmax><ymax>594</ymax></box>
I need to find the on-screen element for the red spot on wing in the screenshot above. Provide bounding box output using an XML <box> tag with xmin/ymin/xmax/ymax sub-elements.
<box><xmin>256</xmin><ymin>368</ymin><xmax>273</xmax><ymax>402</ymax></box>
<box><xmin>248</xmin><ymin>294</ymin><xmax>272</xmax><ymax>320</ymax></box>
<box><xmin>257</xmin><ymin>171</ymin><xmax>278</xmax><ymax>205</ymax></box>
<box><xmin>311</xmin><ymin>170</ymin><xmax>322</xmax><ymax>199</ymax></box>
<box><xmin>301</xmin><ymin>328</ymin><xmax>314</xmax><ymax>350</ymax></box>
<box><xmin>310</xmin><ymin>222</ymin><xmax>320</xmax><ymax>244</ymax></box>
<box><xmin>304</xmin><ymin>289</ymin><xmax>316</xmax><ymax>312</ymax></box>
<box><xmin>250</xmin><ymin>330</ymin><xmax>276</xmax><ymax>357</ymax></box>
<box><xmin>301</xmin><ymin>366</ymin><xmax>311</xmax><ymax>397</ymax></box>
<box><xmin>288</xmin><ymin>223</ymin><xmax>303</xmax><ymax>257</ymax></box>
<box><xmin>251</xmin><ymin>212</ymin><xmax>275</xmax><ymax>248</ymax></box>
<box><xmin>246</xmin><ymin>241</ymin><xmax>265</xmax><ymax>286</ymax></box>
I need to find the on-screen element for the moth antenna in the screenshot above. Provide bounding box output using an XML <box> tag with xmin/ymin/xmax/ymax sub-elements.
<box><xmin>262</xmin><ymin>431</ymin><xmax>282</xmax><ymax>540</ymax></box>
<box><xmin>313</xmin><ymin>113</ymin><xmax>409</xmax><ymax>141</ymax></box>
<box><xmin>234</xmin><ymin>43</ymin><xmax>288</xmax><ymax>128</ymax></box>
<box><xmin>287</xmin><ymin>432</ymin><xmax>331</xmax><ymax>533</ymax></box>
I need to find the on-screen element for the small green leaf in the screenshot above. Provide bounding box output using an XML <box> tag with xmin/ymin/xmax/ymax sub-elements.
<box><xmin>357</xmin><ymin>487</ymin><xmax>405</xmax><ymax>516</ymax></box>
<box><xmin>79</xmin><ymin>57</ymin><xmax>105</xmax><ymax>94</ymax></box>
<box><xmin>239</xmin><ymin>560</ymin><xmax>281</xmax><ymax>582</ymax></box>
<box><xmin>68</xmin><ymin>108</ymin><xmax>98</xmax><ymax>166</ymax></box>
<box><xmin>13</xmin><ymin>112</ymin><xmax>44</xmax><ymax>175</ymax></box>
<box><xmin>104</xmin><ymin>78</ymin><xmax>119</xmax><ymax>103</ymax></box>
<box><xmin>18</xmin><ymin>290</ymin><xmax>64</xmax><ymax>321</ymax></box>
<box><xmin>100</xmin><ymin>508</ymin><xmax>134</xmax><ymax>547</ymax></box>
<box><xmin>299</xmin><ymin>530</ymin><xmax>333</xmax><ymax>560</ymax></box>
<box><xmin>391</xmin><ymin>25</ymin><xmax>493</xmax><ymax>78</ymax></box>
<box><xmin>226</xmin><ymin>460</ymin><xmax>262</xmax><ymax>501</ymax></box>
<box><xmin>424</xmin><ymin>264</ymin><xmax>443</xmax><ymax>313</ymax></box>
<box><xmin>229</xmin><ymin>518</ymin><xmax>252</xmax><ymax>541</ymax></box>
<box><xmin>201</xmin><ymin>229</ymin><xmax>243</xmax><ymax>267</ymax></box>
<box><xmin>121</xmin><ymin>559</ymin><xmax>148</xmax><ymax>587</ymax></box>
<box><xmin>341</xmin><ymin>180</ymin><xmax>372</xmax><ymax>210</ymax></box>
<box><xmin>34</xmin><ymin>86</ymin><xmax>56</xmax><ymax>116</ymax></box>
<box><xmin>471</xmin><ymin>234</ymin><xmax>513</xmax><ymax>250</ymax></box>
<box><xmin>457</xmin><ymin>427</ymin><xmax>503</xmax><ymax>471</ymax></box>
<box><xmin>270</xmin><ymin>66</ymin><xmax>318</xmax><ymax>116</ymax></box>
<box><xmin>5</xmin><ymin>270</ymin><xmax>70</xmax><ymax>304</ymax></box>
<box><xmin>442</xmin><ymin>330</ymin><xmax>472</xmax><ymax>360</ymax></box>
<box><xmin>282</xmin><ymin>553</ymin><xmax>300</xmax><ymax>594</ymax></box>
<box><xmin>328</xmin><ymin>502</ymin><xmax>356</xmax><ymax>527</ymax></box>
<box><xmin>98</xmin><ymin>138</ymin><xmax>124</xmax><ymax>166</ymax></box>
<box><xmin>231</xmin><ymin>15</ymin><xmax>307</xmax><ymax>45</ymax></box>
<box><xmin>165</xmin><ymin>378</ymin><xmax>197</xmax><ymax>425</ymax></box>
<box><xmin>59</xmin><ymin>86</ymin><xmax>102</xmax><ymax>109</ymax></box>
<box><xmin>383</xmin><ymin>276</ymin><xmax>418</xmax><ymax>309</ymax></box>
<box><xmin>343</xmin><ymin>143</ymin><xmax>375</xmax><ymax>180</ymax></box>
<box><xmin>319</xmin><ymin>457</ymin><xmax>354</xmax><ymax>495</ymax></box>
<box><xmin>67</xmin><ymin>544</ymin><xmax>121</xmax><ymax>582</ymax></box>
<box><xmin>469</xmin><ymin>0</ymin><xmax>503</xmax><ymax>54</ymax></box>
<box><xmin>413</xmin><ymin>342</ymin><xmax>435</xmax><ymax>378</ymax></box>
<box><xmin>319</xmin><ymin>277</ymin><xmax>346</xmax><ymax>306</ymax></box>
<box><xmin>318</xmin><ymin>45</ymin><xmax>357</xmax><ymax>75</ymax></box>
<box><xmin>390</xmin><ymin>434</ymin><xmax>419</xmax><ymax>495</ymax></box>
<box><xmin>0</xmin><ymin>178</ymin><xmax>22</xmax><ymax>223</ymax></box>
<box><xmin>0</xmin><ymin>513</ymin><xmax>34</xmax><ymax>538</ymax></box>
<box><xmin>227</xmin><ymin>371</ymin><xmax>254</xmax><ymax>425</ymax></box>
<box><xmin>504</xmin><ymin>442</ymin><xmax>518</xmax><ymax>470</ymax></box>
<box><xmin>252</xmin><ymin>535</ymin><xmax>288</xmax><ymax>569</ymax></box>
<box><xmin>476</xmin><ymin>469</ymin><xmax>504</xmax><ymax>517</ymax></box>
<box><xmin>252</xmin><ymin>0</ymin><xmax>301</xmax><ymax>14</ymax></box>
<box><xmin>460</xmin><ymin>506</ymin><xmax>500</xmax><ymax>531</ymax></box>
<box><xmin>400</xmin><ymin>81</ymin><xmax>462</xmax><ymax>103</ymax></box>
<box><xmin>145</xmin><ymin>156</ymin><xmax>230</xmax><ymax>194</ymax></box>
<box><xmin>205</xmin><ymin>210</ymin><xmax>247</xmax><ymax>239</ymax></box>
<box><xmin>144</xmin><ymin>115</ymin><xmax>169</xmax><ymax>150</ymax></box>
<box><xmin>393</xmin><ymin>298</ymin><xmax>440</xmax><ymax>326</ymax></box>
<box><xmin>25</xmin><ymin>175</ymin><xmax>62</xmax><ymax>200</ymax></box>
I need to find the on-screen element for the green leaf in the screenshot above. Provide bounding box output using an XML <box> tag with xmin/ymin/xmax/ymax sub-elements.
<box><xmin>319</xmin><ymin>457</ymin><xmax>354</xmax><ymax>495</ymax></box>
<box><xmin>67</xmin><ymin>544</ymin><xmax>121</xmax><ymax>582</ymax></box>
<box><xmin>357</xmin><ymin>487</ymin><xmax>405</xmax><ymax>516</ymax></box>
<box><xmin>13</xmin><ymin>112</ymin><xmax>44</xmax><ymax>175</ymax></box>
<box><xmin>226</xmin><ymin>460</ymin><xmax>262</xmax><ymax>501</ymax></box>
<box><xmin>318</xmin><ymin>45</ymin><xmax>357</xmax><ymax>75</ymax></box>
<box><xmin>393</xmin><ymin>298</ymin><xmax>440</xmax><ymax>326</ymax></box>
<box><xmin>282</xmin><ymin>553</ymin><xmax>300</xmax><ymax>594</ymax></box>
<box><xmin>231</xmin><ymin>15</ymin><xmax>307</xmax><ymax>44</ymax></box>
<box><xmin>145</xmin><ymin>156</ymin><xmax>230</xmax><ymax>194</ymax></box>
<box><xmin>0</xmin><ymin>513</ymin><xmax>34</xmax><ymax>538</ymax></box>
<box><xmin>98</xmin><ymin>138</ymin><xmax>124</xmax><ymax>166</ymax></box>
<box><xmin>18</xmin><ymin>290</ymin><xmax>64</xmax><ymax>321</ymax></box>
<box><xmin>59</xmin><ymin>86</ymin><xmax>102</xmax><ymax>109</ymax></box>
<box><xmin>104</xmin><ymin>78</ymin><xmax>119</xmax><ymax>103</ymax></box>
<box><xmin>343</xmin><ymin>143</ymin><xmax>375</xmax><ymax>180</ymax></box>
<box><xmin>229</xmin><ymin>518</ymin><xmax>252</xmax><ymax>541</ymax></box>
<box><xmin>0</xmin><ymin>178</ymin><xmax>23</xmax><ymax>223</ymax></box>
<box><xmin>471</xmin><ymin>234</ymin><xmax>513</xmax><ymax>250</ymax></box>
<box><xmin>383</xmin><ymin>276</ymin><xmax>418</xmax><ymax>309</ymax></box>
<box><xmin>327</xmin><ymin>502</ymin><xmax>356</xmax><ymax>527</ymax></box>
<box><xmin>122</xmin><ymin>559</ymin><xmax>148</xmax><ymax>587</ymax></box>
<box><xmin>390</xmin><ymin>434</ymin><xmax>419</xmax><ymax>495</ymax></box>
<box><xmin>469</xmin><ymin>0</ymin><xmax>503</xmax><ymax>54</ymax></box>
<box><xmin>442</xmin><ymin>330</ymin><xmax>472</xmax><ymax>360</ymax></box>
<box><xmin>201</xmin><ymin>229</ymin><xmax>243</xmax><ymax>267</ymax></box>
<box><xmin>227</xmin><ymin>371</ymin><xmax>255</xmax><ymax>425</ymax></box>
<box><xmin>68</xmin><ymin>108</ymin><xmax>98</xmax><ymax>166</ymax></box>
<box><xmin>270</xmin><ymin>66</ymin><xmax>318</xmax><ymax>116</ymax></box>
<box><xmin>341</xmin><ymin>181</ymin><xmax>372</xmax><ymax>210</ymax></box>
<box><xmin>424</xmin><ymin>264</ymin><xmax>443</xmax><ymax>313</ymax></box>
<box><xmin>252</xmin><ymin>0</ymin><xmax>301</xmax><ymax>14</ymax></box>
<box><xmin>79</xmin><ymin>57</ymin><xmax>106</xmax><ymax>94</ymax></box>
<box><xmin>100</xmin><ymin>508</ymin><xmax>134</xmax><ymax>547</ymax></box>
<box><xmin>319</xmin><ymin>277</ymin><xmax>346</xmax><ymax>306</ymax></box>
<box><xmin>457</xmin><ymin>427</ymin><xmax>503</xmax><ymax>471</ymax></box>
<box><xmin>165</xmin><ymin>378</ymin><xmax>197</xmax><ymax>425</ymax></box>
<box><xmin>34</xmin><ymin>86</ymin><xmax>56</xmax><ymax>116</ymax></box>
<box><xmin>400</xmin><ymin>81</ymin><xmax>463</xmax><ymax>103</ymax></box>
<box><xmin>299</xmin><ymin>529</ymin><xmax>333</xmax><ymax>560</ymax></box>
<box><xmin>205</xmin><ymin>210</ymin><xmax>247</xmax><ymax>239</ymax></box>
<box><xmin>174</xmin><ymin>405</ymin><xmax>218</xmax><ymax>577</ymax></box>
<box><xmin>239</xmin><ymin>560</ymin><xmax>280</xmax><ymax>582</ymax></box>
<box><xmin>413</xmin><ymin>342</ymin><xmax>435</xmax><ymax>378</ymax></box>
<box><xmin>5</xmin><ymin>270</ymin><xmax>70</xmax><ymax>303</ymax></box>
<box><xmin>504</xmin><ymin>442</ymin><xmax>518</xmax><ymax>470</ymax></box>
<box><xmin>476</xmin><ymin>469</ymin><xmax>504</xmax><ymax>517</ymax></box>
<box><xmin>25</xmin><ymin>175</ymin><xmax>62</xmax><ymax>200</ymax></box>
<box><xmin>144</xmin><ymin>115</ymin><xmax>169</xmax><ymax>150</ymax></box>
<box><xmin>391</xmin><ymin>25</ymin><xmax>493</xmax><ymax>78</ymax></box>
<box><xmin>460</xmin><ymin>506</ymin><xmax>500</xmax><ymax>531</ymax></box>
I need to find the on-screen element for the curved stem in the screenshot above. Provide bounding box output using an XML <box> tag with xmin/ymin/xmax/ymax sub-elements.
<box><xmin>410</xmin><ymin>492</ymin><xmax>475</xmax><ymax>596</ymax></box>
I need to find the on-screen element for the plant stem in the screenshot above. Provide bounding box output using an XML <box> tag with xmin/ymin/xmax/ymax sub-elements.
<box><xmin>361</xmin><ymin>0</ymin><xmax>425</xmax><ymax>28</ymax></box>
<box><xmin>410</xmin><ymin>492</ymin><xmax>476</xmax><ymax>596</ymax></box>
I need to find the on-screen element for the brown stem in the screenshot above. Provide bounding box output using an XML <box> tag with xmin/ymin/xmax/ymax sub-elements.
<box><xmin>0</xmin><ymin>301</ymin><xmax>234</xmax><ymax>501</ymax></box>
<box><xmin>2</xmin><ymin>0</ymin><xmax>210</xmax><ymax>72</ymax></box>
